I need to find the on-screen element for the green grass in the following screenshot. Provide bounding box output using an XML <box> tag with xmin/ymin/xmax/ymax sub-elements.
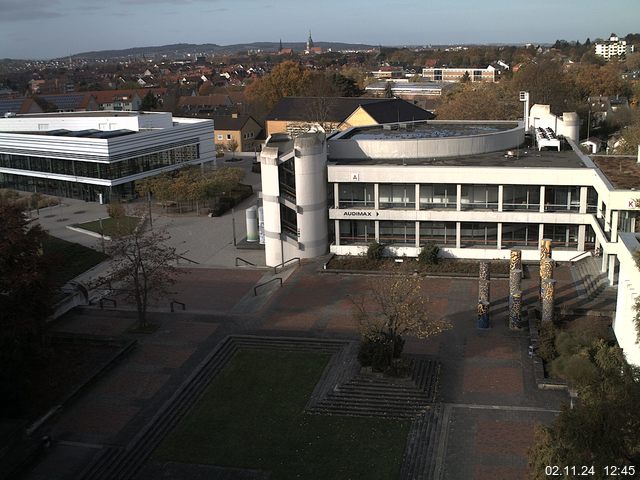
<box><xmin>154</xmin><ymin>349</ymin><xmax>410</xmax><ymax>479</ymax></box>
<box><xmin>42</xmin><ymin>234</ymin><xmax>108</xmax><ymax>287</ymax></box>
<box><xmin>75</xmin><ymin>216</ymin><xmax>139</xmax><ymax>236</ymax></box>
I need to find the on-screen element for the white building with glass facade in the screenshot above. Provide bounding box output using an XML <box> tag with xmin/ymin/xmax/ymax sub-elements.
<box><xmin>259</xmin><ymin>110</ymin><xmax>640</xmax><ymax>366</ymax></box>
<box><xmin>0</xmin><ymin>111</ymin><xmax>215</xmax><ymax>202</ymax></box>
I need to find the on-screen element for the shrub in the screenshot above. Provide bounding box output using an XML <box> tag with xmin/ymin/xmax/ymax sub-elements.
<box><xmin>358</xmin><ymin>330</ymin><xmax>405</xmax><ymax>373</ymax></box>
<box><xmin>418</xmin><ymin>243</ymin><xmax>439</xmax><ymax>265</ymax></box>
<box><xmin>366</xmin><ymin>241</ymin><xmax>385</xmax><ymax>260</ymax></box>
<box><xmin>537</xmin><ymin>321</ymin><xmax>558</xmax><ymax>364</ymax></box>
<box><xmin>107</xmin><ymin>202</ymin><xmax>125</xmax><ymax>219</ymax></box>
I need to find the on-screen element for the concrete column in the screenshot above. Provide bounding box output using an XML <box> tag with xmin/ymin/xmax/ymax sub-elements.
<box><xmin>498</xmin><ymin>185</ymin><xmax>504</xmax><ymax>212</ymax></box>
<box><xmin>334</xmin><ymin>219</ymin><xmax>341</xmax><ymax>246</ymax></box>
<box><xmin>611</xmin><ymin>210</ymin><xmax>619</xmax><ymax>242</ymax></box>
<box><xmin>509</xmin><ymin>291</ymin><xmax>522</xmax><ymax>330</ymax></box>
<box><xmin>375</xmin><ymin>220</ymin><xmax>380</xmax><ymax>242</ymax></box>
<box><xmin>374</xmin><ymin>183</ymin><xmax>379</xmax><ymax>210</ymax></box>
<box><xmin>602</xmin><ymin>251</ymin><xmax>608</xmax><ymax>273</ymax></box>
<box><xmin>608</xmin><ymin>254</ymin><xmax>616</xmax><ymax>285</ymax></box>
<box><xmin>479</xmin><ymin>261</ymin><xmax>490</xmax><ymax>281</ymax></box>
<box><xmin>578</xmin><ymin>225</ymin><xmax>586</xmax><ymax>251</ymax></box>
<box><xmin>510</xmin><ymin>249</ymin><xmax>522</xmax><ymax>271</ymax></box>
<box><xmin>477</xmin><ymin>301</ymin><xmax>490</xmax><ymax>329</ymax></box>
<box><xmin>539</xmin><ymin>186</ymin><xmax>546</xmax><ymax>213</ymax></box>
<box><xmin>497</xmin><ymin>223</ymin><xmax>503</xmax><ymax>249</ymax></box>
<box><xmin>541</xmin><ymin>279</ymin><xmax>556</xmax><ymax>323</ymax></box>
<box><xmin>597</xmin><ymin>197</ymin><xmax>604</xmax><ymax>219</ymax></box>
<box><xmin>540</xmin><ymin>238</ymin><xmax>552</xmax><ymax>261</ymax></box>
<box><xmin>456</xmin><ymin>221</ymin><xmax>461</xmax><ymax>248</ymax></box>
<box><xmin>415</xmin><ymin>184</ymin><xmax>420</xmax><ymax>211</ymax></box>
<box><xmin>479</xmin><ymin>280</ymin><xmax>490</xmax><ymax>304</ymax></box>
<box><xmin>457</xmin><ymin>184</ymin><xmax>462</xmax><ymax>211</ymax></box>
<box><xmin>579</xmin><ymin>186</ymin><xmax>588</xmax><ymax>214</ymax></box>
<box><xmin>539</xmin><ymin>223</ymin><xmax>545</xmax><ymax>243</ymax></box>
<box><xmin>333</xmin><ymin>183</ymin><xmax>339</xmax><ymax>209</ymax></box>
<box><xmin>415</xmin><ymin>221</ymin><xmax>420</xmax><ymax>248</ymax></box>
<box><xmin>509</xmin><ymin>269</ymin><xmax>522</xmax><ymax>298</ymax></box>
<box><xmin>604</xmin><ymin>206</ymin><xmax>611</xmax><ymax>233</ymax></box>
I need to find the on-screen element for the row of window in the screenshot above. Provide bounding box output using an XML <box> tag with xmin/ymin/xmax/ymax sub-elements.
<box><xmin>337</xmin><ymin>183</ymin><xmax>597</xmax><ymax>212</ymax></box>
<box><xmin>338</xmin><ymin>220</ymin><xmax>594</xmax><ymax>249</ymax></box>
<box><xmin>0</xmin><ymin>145</ymin><xmax>199</xmax><ymax>180</ymax></box>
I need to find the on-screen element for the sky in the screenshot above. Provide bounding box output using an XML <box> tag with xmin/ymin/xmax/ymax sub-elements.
<box><xmin>1</xmin><ymin>0</ymin><xmax>639</xmax><ymax>59</ymax></box>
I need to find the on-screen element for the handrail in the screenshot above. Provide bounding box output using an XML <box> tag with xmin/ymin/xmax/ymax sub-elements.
<box><xmin>254</xmin><ymin>277</ymin><xmax>283</xmax><ymax>296</ymax></box>
<box><xmin>235</xmin><ymin>257</ymin><xmax>257</xmax><ymax>267</ymax></box>
<box><xmin>99</xmin><ymin>297</ymin><xmax>116</xmax><ymax>309</ymax></box>
<box><xmin>569</xmin><ymin>250</ymin><xmax>593</xmax><ymax>263</ymax></box>
<box><xmin>170</xmin><ymin>300</ymin><xmax>186</xmax><ymax>312</ymax></box>
<box><xmin>273</xmin><ymin>257</ymin><xmax>301</xmax><ymax>274</ymax></box>
<box><xmin>176</xmin><ymin>253</ymin><xmax>199</xmax><ymax>265</ymax></box>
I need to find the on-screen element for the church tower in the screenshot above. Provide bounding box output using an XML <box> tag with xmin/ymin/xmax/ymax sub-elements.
<box><xmin>306</xmin><ymin>31</ymin><xmax>314</xmax><ymax>53</ymax></box>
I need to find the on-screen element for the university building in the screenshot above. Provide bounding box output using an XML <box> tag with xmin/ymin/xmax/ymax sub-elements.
<box><xmin>0</xmin><ymin>111</ymin><xmax>215</xmax><ymax>202</ymax></box>
<box><xmin>258</xmin><ymin>104</ymin><xmax>640</xmax><ymax>366</ymax></box>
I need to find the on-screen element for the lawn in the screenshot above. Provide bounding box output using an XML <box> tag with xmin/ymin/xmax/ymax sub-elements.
<box><xmin>154</xmin><ymin>349</ymin><xmax>410</xmax><ymax>479</ymax></box>
<box><xmin>42</xmin><ymin>234</ymin><xmax>108</xmax><ymax>287</ymax></box>
<box><xmin>74</xmin><ymin>216</ymin><xmax>139</xmax><ymax>236</ymax></box>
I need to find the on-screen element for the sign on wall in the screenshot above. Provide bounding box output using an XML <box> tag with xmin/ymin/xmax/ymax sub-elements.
<box><xmin>343</xmin><ymin>211</ymin><xmax>379</xmax><ymax>217</ymax></box>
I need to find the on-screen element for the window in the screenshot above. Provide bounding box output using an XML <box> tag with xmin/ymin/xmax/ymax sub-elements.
<box><xmin>217</xmin><ymin>134</ymin><xmax>223</xmax><ymax>140</ymax></box>
<box><xmin>339</xmin><ymin>220</ymin><xmax>375</xmax><ymax>245</ymax></box>
<box><xmin>420</xmin><ymin>184</ymin><xmax>456</xmax><ymax>209</ymax></box>
<box><xmin>434</xmin><ymin>69</ymin><xmax>442</xmax><ymax>81</ymax></box>
<box><xmin>544</xmin><ymin>186</ymin><xmax>580</xmax><ymax>212</ymax></box>
<box><xmin>338</xmin><ymin>183</ymin><xmax>374</xmax><ymax>208</ymax></box>
<box><xmin>226</xmin><ymin>134</ymin><xmax>232</xmax><ymax>140</ymax></box>
<box><xmin>461</xmin><ymin>185</ymin><xmax>498</xmax><ymax>210</ymax></box>
<box><xmin>379</xmin><ymin>184</ymin><xmax>415</xmax><ymax>209</ymax></box>
<box><xmin>280</xmin><ymin>204</ymin><xmax>298</xmax><ymax>239</ymax></box>
<box><xmin>473</xmin><ymin>70</ymin><xmax>483</xmax><ymax>80</ymax></box>
<box><xmin>278</xmin><ymin>158</ymin><xmax>296</xmax><ymax>201</ymax></box>
<box><xmin>460</xmin><ymin>223</ymin><xmax>498</xmax><ymax>248</ymax></box>
<box><xmin>379</xmin><ymin>221</ymin><xmax>415</xmax><ymax>245</ymax></box>
<box><xmin>546</xmin><ymin>224</ymin><xmax>578</xmax><ymax>249</ymax></box>
<box><xmin>502</xmin><ymin>185</ymin><xmax>540</xmax><ymax>211</ymax></box>
<box><xmin>419</xmin><ymin>222</ymin><xmax>456</xmax><ymax>246</ymax></box>
<box><xmin>502</xmin><ymin>223</ymin><xmax>539</xmax><ymax>247</ymax></box>
<box><xmin>250</xmin><ymin>132</ymin><xmax>254</xmax><ymax>138</ymax></box>
<box><xmin>587</xmin><ymin>187</ymin><xmax>598</xmax><ymax>213</ymax></box>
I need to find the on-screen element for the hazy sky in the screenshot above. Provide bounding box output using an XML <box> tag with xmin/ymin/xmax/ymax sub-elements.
<box><xmin>1</xmin><ymin>0</ymin><xmax>639</xmax><ymax>59</ymax></box>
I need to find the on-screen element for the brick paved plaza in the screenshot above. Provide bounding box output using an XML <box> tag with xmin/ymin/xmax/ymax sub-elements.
<box><xmin>25</xmin><ymin>261</ymin><xmax>577</xmax><ymax>480</ymax></box>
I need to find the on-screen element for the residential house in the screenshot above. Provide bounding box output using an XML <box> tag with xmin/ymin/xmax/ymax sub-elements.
<box><xmin>213</xmin><ymin>114</ymin><xmax>263</xmax><ymax>152</ymax></box>
<box><xmin>265</xmin><ymin>97</ymin><xmax>435</xmax><ymax>137</ymax></box>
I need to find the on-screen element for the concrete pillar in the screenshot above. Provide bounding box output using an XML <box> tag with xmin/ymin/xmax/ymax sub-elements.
<box><xmin>608</xmin><ymin>254</ymin><xmax>616</xmax><ymax>286</ymax></box>
<box><xmin>497</xmin><ymin>223</ymin><xmax>503</xmax><ymax>249</ymax></box>
<box><xmin>415</xmin><ymin>221</ymin><xmax>420</xmax><ymax>248</ymax></box>
<box><xmin>579</xmin><ymin>186</ymin><xmax>588</xmax><ymax>214</ymax></box>
<box><xmin>604</xmin><ymin>207</ymin><xmax>611</xmax><ymax>233</ymax></box>
<box><xmin>479</xmin><ymin>280</ymin><xmax>490</xmax><ymax>305</ymax></box>
<box><xmin>597</xmin><ymin>196</ymin><xmax>604</xmax><ymax>219</ymax></box>
<box><xmin>334</xmin><ymin>219</ymin><xmax>341</xmax><ymax>246</ymax></box>
<box><xmin>333</xmin><ymin>183</ymin><xmax>339</xmax><ymax>209</ymax></box>
<box><xmin>415</xmin><ymin>184</ymin><xmax>420</xmax><ymax>211</ymax></box>
<box><xmin>456</xmin><ymin>184</ymin><xmax>462</xmax><ymax>211</ymax></box>
<box><xmin>539</xmin><ymin>186</ymin><xmax>545</xmax><ymax>213</ymax></box>
<box><xmin>509</xmin><ymin>269</ymin><xmax>522</xmax><ymax>298</ymax></box>
<box><xmin>477</xmin><ymin>300</ymin><xmax>490</xmax><ymax>329</ymax></box>
<box><xmin>375</xmin><ymin>220</ymin><xmax>380</xmax><ymax>242</ymax></box>
<box><xmin>578</xmin><ymin>225</ymin><xmax>586</xmax><ymax>251</ymax></box>
<box><xmin>509</xmin><ymin>291</ymin><xmax>522</xmax><ymax>330</ymax></box>
<box><xmin>540</xmin><ymin>238</ymin><xmax>552</xmax><ymax>261</ymax></box>
<box><xmin>602</xmin><ymin>251</ymin><xmax>608</xmax><ymax>273</ymax></box>
<box><xmin>540</xmin><ymin>256</ymin><xmax>554</xmax><ymax>298</ymax></box>
<box><xmin>510</xmin><ymin>249</ymin><xmax>522</xmax><ymax>271</ymax></box>
<box><xmin>374</xmin><ymin>183</ymin><xmax>379</xmax><ymax>210</ymax></box>
<box><xmin>541</xmin><ymin>279</ymin><xmax>556</xmax><ymax>323</ymax></box>
<box><xmin>611</xmin><ymin>210</ymin><xmax>619</xmax><ymax>242</ymax></box>
<box><xmin>456</xmin><ymin>221</ymin><xmax>461</xmax><ymax>248</ymax></box>
<box><xmin>479</xmin><ymin>261</ymin><xmax>490</xmax><ymax>281</ymax></box>
<box><xmin>539</xmin><ymin>223</ymin><xmax>545</xmax><ymax>243</ymax></box>
<box><xmin>498</xmin><ymin>185</ymin><xmax>504</xmax><ymax>212</ymax></box>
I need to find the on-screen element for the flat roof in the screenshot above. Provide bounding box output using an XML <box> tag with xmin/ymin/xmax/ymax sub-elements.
<box><xmin>11</xmin><ymin>111</ymin><xmax>162</xmax><ymax>118</ymax></box>
<box><xmin>329</xmin><ymin>148</ymin><xmax>587</xmax><ymax>169</ymax></box>
<box><xmin>592</xmin><ymin>156</ymin><xmax>640</xmax><ymax>190</ymax></box>
<box><xmin>340</xmin><ymin>122</ymin><xmax>518</xmax><ymax>140</ymax></box>
<box><xmin>15</xmin><ymin>128</ymin><xmax>137</xmax><ymax>139</ymax></box>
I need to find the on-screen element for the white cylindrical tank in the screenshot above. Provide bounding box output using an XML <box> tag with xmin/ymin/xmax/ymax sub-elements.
<box><xmin>561</xmin><ymin>112</ymin><xmax>580</xmax><ymax>143</ymax></box>
<box><xmin>294</xmin><ymin>133</ymin><xmax>328</xmax><ymax>259</ymax></box>
<box><xmin>245</xmin><ymin>206</ymin><xmax>258</xmax><ymax>242</ymax></box>
<box><xmin>258</xmin><ymin>206</ymin><xmax>265</xmax><ymax>244</ymax></box>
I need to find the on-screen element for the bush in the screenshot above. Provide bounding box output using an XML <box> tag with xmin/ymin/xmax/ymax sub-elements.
<box><xmin>107</xmin><ymin>202</ymin><xmax>125</xmax><ymax>219</ymax></box>
<box><xmin>358</xmin><ymin>330</ymin><xmax>405</xmax><ymax>373</ymax></box>
<box><xmin>366</xmin><ymin>241</ymin><xmax>385</xmax><ymax>261</ymax></box>
<box><xmin>418</xmin><ymin>243</ymin><xmax>439</xmax><ymax>265</ymax></box>
<box><xmin>537</xmin><ymin>321</ymin><xmax>558</xmax><ymax>364</ymax></box>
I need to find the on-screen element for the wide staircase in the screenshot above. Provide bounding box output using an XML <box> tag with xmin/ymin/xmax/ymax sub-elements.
<box><xmin>568</xmin><ymin>256</ymin><xmax>617</xmax><ymax>314</ymax></box>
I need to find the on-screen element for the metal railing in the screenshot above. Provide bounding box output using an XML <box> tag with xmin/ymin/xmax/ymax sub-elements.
<box><xmin>235</xmin><ymin>257</ymin><xmax>257</xmax><ymax>267</ymax></box>
<box><xmin>569</xmin><ymin>250</ymin><xmax>595</xmax><ymax>263</ymax></box>
<box><xmin>254</xmin><ymin>277</ymin><xmax>283</xmax><ymax>296</ymax></box>
<box><xmin>170</xmin><ymin>300</ymin><xmax>186</xmax><ymax>312</ymax></box>
<box><xmin>176</xmin><ymin>252</ymin><xmax>199</xmax><ymax>265</ymax></box>
<box><xmin>273</xmin><ymin>257</ymin><xmax>301</xmax><ymax>274</ymax></box>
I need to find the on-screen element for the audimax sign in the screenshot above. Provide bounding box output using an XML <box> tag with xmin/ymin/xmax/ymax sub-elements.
<box><xmin>343</xmin><ymin>211</ymin><xmax>380</xmax><ymax>217</ymax></box>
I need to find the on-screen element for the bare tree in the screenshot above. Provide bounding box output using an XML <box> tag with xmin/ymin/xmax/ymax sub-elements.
<box><xmin>352</xmin><ymin>272</ymin><xmax>451</xmax><ymax>369</ymax></box>
<box><xmin>98</xmin><ymin>218</ymin><xmax>180</xmax><ymax>328</ymax></box>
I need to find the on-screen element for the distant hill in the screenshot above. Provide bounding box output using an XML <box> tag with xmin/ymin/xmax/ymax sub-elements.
<box><xmin>65</xmin><ymin>42</ymin><xmax>378</xmax><ymax>60</ymax></box>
